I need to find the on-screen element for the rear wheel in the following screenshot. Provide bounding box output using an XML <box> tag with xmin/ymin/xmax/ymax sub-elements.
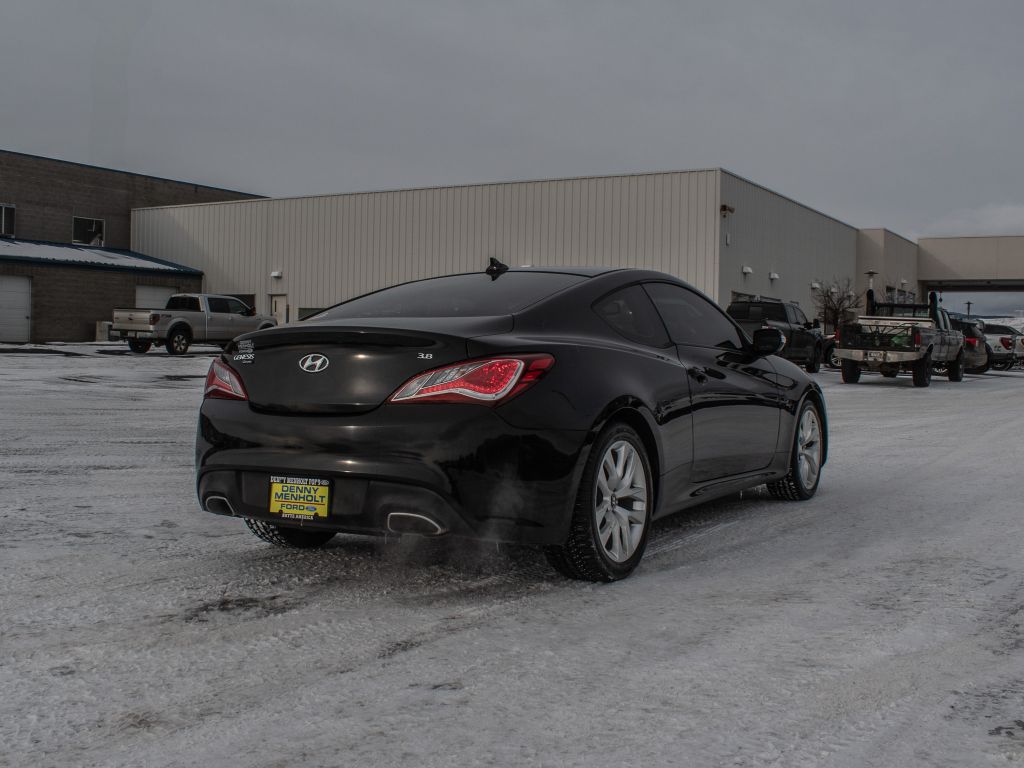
<box><xmin>826</xmin><ymin>343</ymin><xmax>840</xmax><ymax>369</ymax></box>
<box><xmin>165</xmin><ymin>327</ymin><xmax>191</xmax><ymax>355</ymax></box>
<box><xmin>840</xmin><ymin>359</ymin><xmax>861</xmax><ymax>384</ymax></box>
<box><xmin>127</xmin><ymin>339</ymin><xmax>151</xmax><ymax>354</ymax></box>
<box><xmin>245</xmin><ymin>519</ymin><xmax>336</xmax><ymax>548</ymax></box>
<box><xmin>912</xmin><ymin>353</ymin><xmax>932</xmax><ymax>387</ymax></box>
<box><xmin>767</xmin><ymin>399</ymin><xmax>824</xmax><ymax>501</ymax></box>
<box><xmin>545</xmin><ymin>423</ymin><xmax>652</xmax><ymax>582</ymax></box>
<box><xmin>947</xmin><ymin>351</ymin><xmax>964</xmax><ymax>382</ymax></box>
<box><xmin>805</xmin><ymin>345</ymin><xmax>821</xmax><ymax>373</ymax></box>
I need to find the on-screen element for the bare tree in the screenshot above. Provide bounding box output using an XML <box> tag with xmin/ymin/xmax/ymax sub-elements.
<box><xmin>812</xmin><ymin>277</ymin><xmax>863</xmax><ymax>332</ymax></box>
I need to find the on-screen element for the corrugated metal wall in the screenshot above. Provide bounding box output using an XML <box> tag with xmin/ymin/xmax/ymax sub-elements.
<box><xmin>717</xmin><ymin>171</ymin><xmax>858</xmax><ymax>314</ymax></box>
<box><xmin>132</xmin><ymin>170</ymin><xmax>721</xmax><ymax>314</ymax></box>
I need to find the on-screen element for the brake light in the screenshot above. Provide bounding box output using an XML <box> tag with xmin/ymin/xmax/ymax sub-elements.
<box><xmin>965</xmin><ymin>337</ymin><xmax>978</xmax><ymax>348</ymax></box>
<box><xmin>390</xmin><ymin>354</ymin><xmax>554</xmax><ymax>404</ymax></box>
<box><xmin>1001</xmin><ymin>337</ymin><xmax>1013</xmax><ymax>350</ymax></box>
<box><xmin>204</xmin><ymin>359</ymin><xmax>248</xmax><ymax>401</ymax></box>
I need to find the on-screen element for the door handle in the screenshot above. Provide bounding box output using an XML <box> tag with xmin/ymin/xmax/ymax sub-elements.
<box><xmin>687</xmin><ymin>367</ymin><xmax>708</xmax><ymax>384</ymax></box>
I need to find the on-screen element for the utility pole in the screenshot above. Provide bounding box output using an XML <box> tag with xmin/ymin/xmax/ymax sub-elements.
<box><xmin>965</xmin><ymin>301</ymin><xmax>973</xmax><ymax>317</ymax></box>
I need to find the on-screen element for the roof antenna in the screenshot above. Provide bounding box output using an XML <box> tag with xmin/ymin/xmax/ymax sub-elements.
<box><xmin>485</xmin><ymin>257</ymin><xmax>509</xmax><ymax>280</ymax></box>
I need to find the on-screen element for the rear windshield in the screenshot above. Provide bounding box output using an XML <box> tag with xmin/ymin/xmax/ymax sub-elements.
<box><xmin>166</xmin><ymin>296</ymin><xmax>200</xmax><ymax>312</ymax></box>
<box><xmin>984</xmin><ymin>324</ymin><xmax>1017</xmax><ymax>335</ymax></box>
<box><xmin>315</xmin><ymin>272</ymin><xmax>586</xmax><ymax>319</ymax></box>
<box><xmin>871</xmin><ymin>304</ymin><xmax>931</xmax><ymax>319</ymax></box>
<box><xmin>727</xmin><ymin>302</ymin><xmax>786</xmax><ymax>322</ymax></box>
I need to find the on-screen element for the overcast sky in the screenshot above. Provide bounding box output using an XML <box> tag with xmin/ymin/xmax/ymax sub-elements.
<box><xmin>3</xmin><ymin>1</ymin><xmax>1024</xmax><ymax>308</ymax></box>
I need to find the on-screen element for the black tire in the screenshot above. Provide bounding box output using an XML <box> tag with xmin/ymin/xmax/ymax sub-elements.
<box><xmin>947</xmin><ymin>351</ymin><xmax>964</xmax><ymax>382</ymax></box>
<box><xmin>912</xmin><ymin>353</ymin><xmax>932</xmax><ymax>387</ymax></box>
<box><xmin>840</xmin><ymin>359</ymin><xmax>861</xmax><ymax>384</ymax></box>
<box><xmin>245</xmin><ymin>519</ymin><xmax>336</xmax><ymax>548</ymax></box>
<box><xmin>993</xmin><ymin>359</ymin><xmax>1014</xmax><ymax>372</ymax></box>
<box><xmin>165</xmin><ymin>327</ymin><xmax>191</xmax><ymax>355</ymax></box>
<box><xmin>880</xmin><ymin>369</ymin><xmax>899</xmax><ymax>378</ymax></box>
<box><xmin>767</xmin><ymin>398</ymin><xmax>824</xmax><ymax>501</ymax></box>
<box><xmin>805</xmin><ymin>345</ymin><xmax>821</xmax><ymax>374</ymax></box>
<box><xmin>544</xmin><ymin>422</ymin><xmax>653</xmax><ymax>582</ymax></box>
<box><xmin>826</xmin><ymin>343</ymin><xmax>840</xmax><ymax>369</ymax></box>
<box><xmin>128</xmin><ymin>339</ymin><xmax>151</xmax><ymax>354</ymax></box>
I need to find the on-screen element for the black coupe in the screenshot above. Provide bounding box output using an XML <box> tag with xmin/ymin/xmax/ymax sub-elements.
<box><xmin>197</xmin><ymin>264</ymin><xmax>827</xmax><ymax>581</ymax></box>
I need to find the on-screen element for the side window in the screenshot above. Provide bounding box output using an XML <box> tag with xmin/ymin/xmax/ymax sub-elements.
<box><xmin>593</xmin><ymin>286</ymin><xmax>670</xmax><ymax>348</ymax></box>
<box><xmin>793</xmin><ymin>306</ymin><xmax>808</xmax><ymax>326</ymax></box>
<box><xmin>785</xmin><ymin>305</ymin><xmax>799</xmax><ymax>324</ymax></box>
<box><xmin>207</xmin><ymin>297</ymin><xmax>231</xmax><ymax>314</ymax></box>
<box><xmin>644</xmin><ymin>282</ymin><xmax>744</xmax><ymax>350</ymax></box>
<box><xmin>226</xmin><ymin>298</ymin><xmax>249</xmax><ymax>315</ymax></box>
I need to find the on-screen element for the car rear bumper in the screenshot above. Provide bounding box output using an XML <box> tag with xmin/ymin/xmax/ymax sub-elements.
<box><xmin>112</xmin><ymin>329</ymin><xmax>158</xmax><ymax>340</ymax></box>
<box><xmin>195</xmin><ymin>400</ymin><xmax>588</xmax><ymax>546</ymax></box>
<box><xmin>836</xmin><ymin>349</ymin><xmax>920</xmax><ymax>364</ymax></box>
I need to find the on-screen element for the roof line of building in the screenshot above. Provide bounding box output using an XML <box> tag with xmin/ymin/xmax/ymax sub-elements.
<box><xmin>0</xmin><ymin>236</ymin><xmax>203</xmax><ymax>274</ymax></box>
<box><xmin>718</xmin><ymin>169</ymin><xmax>858</xmax><ymax>232</ymax></box>
<box><xmin>131</xmin><ymin>167</ymin><xmax>727</xmax><ymax>212</ymax></box>
<box><xmin>919</xmin><ymin>234</ymin><xmax>1024</xmax><ymax>241</ymax></box>
<box><xmin>0</xmin><ymin>149</ymin><xmax>261</xmax><ymax>199</ymax></box>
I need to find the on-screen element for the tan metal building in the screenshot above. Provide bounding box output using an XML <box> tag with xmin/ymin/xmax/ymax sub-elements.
<box><xmin>132</xmin><ymin>168</ymin><xmax>858</xmax><ymax>323</ymax></box>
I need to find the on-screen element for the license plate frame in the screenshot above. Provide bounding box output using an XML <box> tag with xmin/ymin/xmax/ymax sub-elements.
<box><xmin>867</xmin><ymin>351</ymin><xmax>884</xmax><ymax>362</ymax></box>
<box><xmin>269</xmin><ymin>475</ymin><xmax>330</xmax><ymax>519</ymax></box>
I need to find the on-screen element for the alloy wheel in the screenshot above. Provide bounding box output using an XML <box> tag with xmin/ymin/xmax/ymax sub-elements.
<box><xmin>594</xmin><ymin>440</ymin><xmax>648</xmax><ymax>563</ymax></box>
<box><xmin>796</xmin><ymin>408</ymin><xmax>822</xmax><ymax>490</ymax></box>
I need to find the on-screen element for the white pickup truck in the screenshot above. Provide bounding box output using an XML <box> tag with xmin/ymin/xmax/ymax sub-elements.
<box><xmin>112</xmin><ymin>294</ymin><xmax>277</xmax><ymax>355</ymax></box>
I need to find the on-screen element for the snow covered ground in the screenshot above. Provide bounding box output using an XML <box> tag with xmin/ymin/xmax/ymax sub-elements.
<box><xmin>3</xmin><ymin>344</ymin><xmax>1024</xmax><ymax>767</ymax></box>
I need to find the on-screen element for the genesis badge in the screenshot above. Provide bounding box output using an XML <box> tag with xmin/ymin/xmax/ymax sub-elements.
<box><xmin>298</xmin><ymin>353</ymin><xmax>330</xmax><ymax>373</ymax></box>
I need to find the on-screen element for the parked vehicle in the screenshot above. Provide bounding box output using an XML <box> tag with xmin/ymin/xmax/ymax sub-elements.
<box><xmin>726</xmin><ymin>298</ymin><xmax>824</xmax><ymax>372</ymax></box>
<box><xmin>950</xmin><ymin>318</ymin><xmax>990</xmax><ymax>373</ymax></box>
<box><xmin>112</xmin><ymin>294</ymin><xmax>277</xmax><ymax>355</ymax></box>
<box><xmin>979</xmin><ymin>322</ymin><xmax>1020</xmax><ymax>371</ymax></box>
<box><xmin>835</xmin><ymin>291</ymin><xmax>965</xmax><ymax>387</ymax></box>
<box><xmin>197</xmin><ymin>264</ymin><xmax>828</xmax><ymax>582</ymax></box>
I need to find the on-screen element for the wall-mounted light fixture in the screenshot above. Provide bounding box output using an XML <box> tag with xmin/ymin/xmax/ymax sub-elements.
<box><xmin>720</xmin><ymin>204</ymin><xmax>735</xmax><ymax>218</ymax></box>
<box><xmin>810</xmin><ymin>281</ymin><xmax>822</xmax><ymax>290</ymax></box>
<box><xmin>768</xmin><ymin>272</ymin><xmax>780</xmax><ymax>282</ymax></box>
<box><xmin>741</xmin><ymin>265</ymin><xmax>753</xmax><ymax>275</ymax></box>
<box><xmin>270</xmin><ymin>270</ymin><xmax>283</xmax><ymax>279</ymax></box>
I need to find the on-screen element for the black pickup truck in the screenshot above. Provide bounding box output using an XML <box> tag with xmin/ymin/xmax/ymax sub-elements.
<box><xmin>835</xmin><ymin>291</ymin><xmax>965</xmax><ymax>387</ymax></box>
<box><xmin>726</xmin><ymin>299</ymin><xmax>824</xmax><ymax>373</ymax></box>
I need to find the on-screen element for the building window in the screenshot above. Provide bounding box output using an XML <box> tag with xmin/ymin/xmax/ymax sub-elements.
<box><xmin>72</xmin><ymin>217</ymin><xmax>105</xmax><ymax>246</ymax></box>
<box><xmin>0</xmin><ymin>205</ymin><xmax>14</xmax><ymax>238</ymax></box>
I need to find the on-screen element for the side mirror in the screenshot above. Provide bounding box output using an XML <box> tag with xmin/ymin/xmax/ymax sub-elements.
<box><xmin>812</xmin><ymin>318</ymin><xmax>821</xmax><ymax>329</ymax></box>
<box><xmin>244</xmin><ymin>306</ymin><xmax>256</xmax><ymax>317</ymax></box>
<box><xmin>752</xmin><ymin>328</ymin><xmax>786</xmax><ymax>356</ymax></box>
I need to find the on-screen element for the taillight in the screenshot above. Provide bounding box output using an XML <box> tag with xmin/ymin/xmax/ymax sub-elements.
<box><xmin>965</xmin><ymin>337</ymin><xmax>978</xmax><ymax>348</ymax></box>
<box><xmin>148</xmin><ymin>313</ymin><xmax>160</xmax><ymax>325</ymax></box>
<box><xmin>390</xmin><ymin>354</ymin><xmax>554</xmax><ymax>404</ymax></box>
<box><xmin>914</xmin><ymin>331</ymin><xmax>922</xmax><ymax>346</ymax></box>
<box><xmin>1001</xmin><ymin>337</ymin><xmax>1013</xmax><ymax>350</ymax></box>
<box><xmin>204</xmin><ymin>359</ymin><xmax>248</xmax><ymax>401</ymax></box>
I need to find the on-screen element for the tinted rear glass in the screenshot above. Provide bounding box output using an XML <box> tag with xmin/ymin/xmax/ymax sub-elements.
<box><xmin>166</xmin><ymin>296</ymin><xmax>200</xmax><ymax>312</ymax></box>
<box><xmin>984</xmin><ymin>324</ymin><xmax>1016</xmax><ymax>334</ymax></box>
<box><xmin>316</xmin><ymin>272</ymin><xmax>585</xmax><ymax>319</ymax></box>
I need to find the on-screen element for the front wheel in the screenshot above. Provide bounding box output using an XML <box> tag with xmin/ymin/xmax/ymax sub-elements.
<box><xmin>767</xmin><ymin>399</ymin><xmax>824</xmax><ymax>501</ymax></box>
<box><xmin>840</xmin><ymin>359</ymin><xmax>861</xmax><ymax>383</ymax></box>
<box><xmin>947</xmin><ymin>351</ymin><xmax>964</xmax><ymax>382</ymax></box>
<box><xmin>805</xmin><ymin>345</ymin><xmax>821</xmax><ymax>374</ymax></box>
<box><xmin>545</xmin><ymin>423</ymin><xmax>652</xmax><ymax>582</ymax></box>
<box><xmin>128</xmin><ymin>339</ymin><xmax>151</xmax><ymax>354</ymax></box>
<box><xmin>826</xmin><ymin>343</ymin><xmax>841</xmax><ymax>369</ymax></box>
<box><xmin>245</xmin><ymin>519</ymin><xmax>336</xmax><ymax>548</ymax></box>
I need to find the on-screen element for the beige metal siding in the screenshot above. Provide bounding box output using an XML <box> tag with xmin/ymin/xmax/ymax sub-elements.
<box><xmin>918</xmin><ymin>236</ymin><xmax>1024</xmax><ymax>288</ymax></box>
<box><xmin>717</xmin><ymin>171</ymin><xmax>858</xmax><ymax>313</ymax></box>
<box><xmin>132</xmin><ymin>171</ymin><xmax>721</xmax><ymax>314</ymax></box>
<box><xmin>856</xmin><ymin>229</ymin><xmax>920</xmax><ymax>299</ymax></box>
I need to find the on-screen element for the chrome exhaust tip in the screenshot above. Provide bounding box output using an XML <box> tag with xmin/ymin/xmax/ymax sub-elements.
<box><xmin>204</xmin><ymin>495</ymin><xmax>237</xmax><ymax>517</ymax></box>
<box><xmin>386</xmin><ymin>512</ymin><xmax>446</xmax><ymax>536</ymax></box>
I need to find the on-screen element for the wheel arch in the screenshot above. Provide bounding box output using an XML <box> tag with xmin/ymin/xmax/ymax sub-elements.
<box><xmin>584</xmin><ymin>398</ymin><xmax>664</xmax><ymax>511</ymax></box>
<box><xmin>796</xmin><ymin>386</ymin><xmax>829</xmax><ymax>467</ymax></box>
<box><xmin>167</xmin><ymin>322</ymin><xmax>193</xmax><ymax>340</ymax></box>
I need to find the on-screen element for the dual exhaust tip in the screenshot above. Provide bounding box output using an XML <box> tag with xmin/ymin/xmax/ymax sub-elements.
<box><xmin>203</xmin><ymin>495</ymin><xmax>446</xmax><ymax>537</ymax></box>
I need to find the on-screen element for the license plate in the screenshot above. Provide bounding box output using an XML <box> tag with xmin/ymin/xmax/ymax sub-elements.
<box><xmin>269</xmin><ymin>475</ymin><xmax>330</xmax><ymax>518</ymax></box>
<box><xmin>867</xmin><ymin>351</ymin><xmax>883</xmax><ymax>361</ymax></box>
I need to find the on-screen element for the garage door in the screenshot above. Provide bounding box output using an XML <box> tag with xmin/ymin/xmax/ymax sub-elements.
<box><xmin>0</xmin><ymin>275</ymin><xmax>31</xmax><ymax>342</ymax></box>
<box><xmin>135</xmin><ymin>285</ymin><xmax>176</xmax><ymax>309</ymax></box>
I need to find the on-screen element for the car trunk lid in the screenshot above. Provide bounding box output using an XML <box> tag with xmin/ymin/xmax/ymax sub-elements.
<box><xmin>228</xmin><ymin>316</ymin><xmax>513</xmax><ymax>414</ymax></box>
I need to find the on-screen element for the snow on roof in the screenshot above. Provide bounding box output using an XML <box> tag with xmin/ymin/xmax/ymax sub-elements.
<box><xmin>0</xmin><ymin>238</ymin><xmax>201</xmax><ymax>274</ymax></box>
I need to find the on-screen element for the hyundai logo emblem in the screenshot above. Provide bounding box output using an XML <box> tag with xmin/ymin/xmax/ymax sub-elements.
<box><xmin>298</xmin><ymin>353</ymin><xmax>330</xmax><ymax>373</ymax></box>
